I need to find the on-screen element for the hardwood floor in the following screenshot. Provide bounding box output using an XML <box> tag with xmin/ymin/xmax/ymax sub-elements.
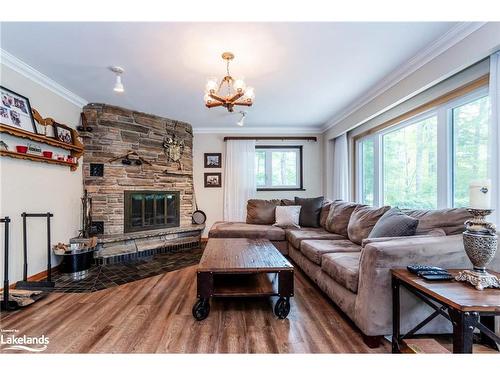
<box><xmin>0</xmin><ymin>265</ymin><xmax>391</xmax><ymax>353</ymax></box>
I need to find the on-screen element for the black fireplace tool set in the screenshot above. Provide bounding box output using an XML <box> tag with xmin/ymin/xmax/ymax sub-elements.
<box><xmin>1</xmin><ymin>212</ymin><xmax>54</xmax><ymax>311</ymax></box>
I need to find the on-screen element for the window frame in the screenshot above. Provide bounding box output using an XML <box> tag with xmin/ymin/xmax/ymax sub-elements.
<box><xmin>256</xmin><ymin>145</ymin><xmax>304</xmax><ymax>191</ymax></box>
<box><xmin>355</xmin><ymin>85</ymin><xmax>489</xmax><ymax>209</ymax></box>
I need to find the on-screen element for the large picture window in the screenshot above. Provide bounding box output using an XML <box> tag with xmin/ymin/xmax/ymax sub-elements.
<box><xmin>356</xmin><ymin>87</ymin><xmax>489</xmax><ymax>209</ymax></box>
<box><xmin>256</xmin><ymin>146</ymin><xmax>303</xmax><ymax>190</ymax></box>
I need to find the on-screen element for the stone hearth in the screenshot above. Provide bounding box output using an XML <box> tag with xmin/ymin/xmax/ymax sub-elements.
<box><xmin>81</xmin><ymin>103</ymin><xmax>203</xmax><ymax>262</ymax></box>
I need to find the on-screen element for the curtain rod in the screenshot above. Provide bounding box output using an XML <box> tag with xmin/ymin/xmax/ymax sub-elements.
<box><xmin>223</xmin><ymin>136</ymin><xmax>317</xmax><ymax>142</ymax></box>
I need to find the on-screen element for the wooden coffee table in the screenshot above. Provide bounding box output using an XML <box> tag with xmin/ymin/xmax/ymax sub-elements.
<box><xmin>192</xmin><ymin>238</ymin><xmax>294</xmax><ymax>320</ymax></box>
<box><xmin>392</xmin><ymin>269</ymin><xmax>500</xmax><ymax>353</ymax></box>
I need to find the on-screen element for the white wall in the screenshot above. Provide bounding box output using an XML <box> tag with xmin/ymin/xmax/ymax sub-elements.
<box><xmin>0</xmin><ymin>63</ymin><xmax>83</xmax><ymax>283</ymax></box>
<box><xmin>323</xmin><ymin>22</ymin><xmax>500</xmax><ymax>198</ymax></box>
<box><xmin>193</xmin><ymin>133</ymin><xmax>323</xmax><ymax>236</ymax></box>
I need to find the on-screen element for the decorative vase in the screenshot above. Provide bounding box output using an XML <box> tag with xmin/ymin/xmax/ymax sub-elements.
<box><xmin>456</xmin><ymin>208</ymin><xmax>500</xmax><ymax>290</ymax></box>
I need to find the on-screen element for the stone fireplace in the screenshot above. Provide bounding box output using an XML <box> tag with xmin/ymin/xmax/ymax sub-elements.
<box><xmin>81</xmin><ymin>103</ymin><xmax>204</xmax><ymax>263</ymax></box>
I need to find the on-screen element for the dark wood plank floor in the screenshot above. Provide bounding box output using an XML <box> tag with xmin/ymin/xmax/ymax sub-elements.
<box><xmin>0</xmin><ymin>265</ymin><xmax>390</xmax><ymax>353</ymax></box>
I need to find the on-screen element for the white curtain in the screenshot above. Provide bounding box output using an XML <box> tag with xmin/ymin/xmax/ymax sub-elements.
<box><xmin>489</xmin><ymin>52</ymin><xmax>500</xmax><ymax>227</ymax></box>
<box><xmin>223</xmin><ymin>140</ymin><xmax>256</xmax><ymax>221</ymax></box>
<box><xmin>332</xmin><ymin>133</ymin><xmax>349</xmax><ymax>201</ymax></box>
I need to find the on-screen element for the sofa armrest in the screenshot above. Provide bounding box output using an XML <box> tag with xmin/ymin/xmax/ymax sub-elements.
<box><xmin>353</xmin><ymin>235</ymin><xmax>475</xmax><ymax>336</ymax></box>
<box><xmin>361</xmin><ymin>228</ymin><xmax>446</xmax><ymax>248</ymax></box>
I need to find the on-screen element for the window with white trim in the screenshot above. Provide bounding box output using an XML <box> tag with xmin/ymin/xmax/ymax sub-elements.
<box><xmin>356</xmin><ymin>87</ymin><xmax>490</xmax><ymax>209</ymax></box>
<box><xmin>255</xmin><ymin>146</ymin><xmax>303</xmax><ymax>190</ymax></box>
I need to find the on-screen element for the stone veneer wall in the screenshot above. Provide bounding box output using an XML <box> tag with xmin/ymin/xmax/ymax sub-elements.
<box><xmin>82</xmin><ymin>103</ymin><xmax>193</xmax><ymax>235</ymax></box>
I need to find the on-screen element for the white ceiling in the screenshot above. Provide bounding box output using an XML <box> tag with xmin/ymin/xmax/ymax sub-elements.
<box><xmin>0</xmin><ymin>22</ymin><xmax>459</xmax><ymax>132</ymax></box>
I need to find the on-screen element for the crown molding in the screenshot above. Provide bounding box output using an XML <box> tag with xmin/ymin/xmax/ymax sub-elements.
<box><xmin>0</xmin><ymin>49</ymin><xmax>88</xmax><ymax>108</ymax></box>
<box><xmin>321</xmin><ymin>22</ymin><xmax>487</xmax><ymax>133</ymax></box>
<box><xmin>193</xmin><ymin>126</ymin><xmax>323</xmax><ymax>135</ymax></box>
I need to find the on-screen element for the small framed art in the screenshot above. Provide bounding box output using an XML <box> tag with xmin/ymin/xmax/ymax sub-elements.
<box><xmin>204</xmin><ymin>172</ymin><xmax>222</xmax><ymax>188</ymax></box>
<box><xmin>204</xmin><ymin>153</ymin><xmax>222</xmax><ymax>168</ymax></box>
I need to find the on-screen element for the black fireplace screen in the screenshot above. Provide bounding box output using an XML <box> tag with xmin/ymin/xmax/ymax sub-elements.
<box><xmin>124</xmin><ymin>191</ymin><xmax>180</xmax><ymax>233</ymax></box>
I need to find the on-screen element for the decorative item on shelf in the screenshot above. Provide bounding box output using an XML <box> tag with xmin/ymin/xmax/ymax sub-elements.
<box><xmin>16</xmin><ymin>145</ymin><xmax>28</xmax><ymax>154</ymax></box>
<box><xmin>204</xmin><ymin>172</ymin><xmax>222</xmax><ymax>188</ymax></box>
<box><xmin>456</xmin><ymin>180</ymin><xmax>499</xmax><ymax>290</ymax></box>
<box><xmin>0</xmin><ymin>140</ymin><xmax>8</xmax><ymax>150</ymax></box>
<box><xmin>27</xmin><ymin>142</ymin><xmax>42</xmax><ymax>155</ymax></box>
<box><xmin>53</xmin><ymin>122</ymin><xmax>74</xmax><ymax>145</ymax></box>
<box><xmin>42</xmin><ymin>151</ymin><xmax>53</xmax><ymax>159</ymax></box>
<box><xmin>107</xmin><ymin>150</ymin><xmax>153</xmax><ymax>167</ymax></box>
<box><xmin>66</xmin><ymin>155</ymin><xmax>75</xmax><ymax>163</ymax></box>
<box><xmin>1</xmin><ymin>86</ymin><xmax>37</xmax><ymax>134</ymax></box>
<box><xmin>56</xmin><ymin>154</ymin><xmax>65</xmax><ymax>161</ymax></box>
<box><xmin>203</xmin><ymin>52</ymin><xmax>255</xmax><ymax>113</ymax></box>
<box><xmin>204</xmin><ymin>153</ymin><xmax>222</xmax><ymax>168</ymax></box>
<box><xmin>163</xmin><ymin>132</ymin><xmax>185</xmax><ymax>170</ymax></box>
<box><xmin>31</xmin><ymin>108</ymin><xmax>54</xmax><ymax>137</ymax></box>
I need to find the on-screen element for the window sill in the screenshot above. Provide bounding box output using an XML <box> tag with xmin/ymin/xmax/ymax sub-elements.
<box><xmin>257</xmin><ymin>188</ymin><xmax>306</xmax><ymax>192</ymax></box>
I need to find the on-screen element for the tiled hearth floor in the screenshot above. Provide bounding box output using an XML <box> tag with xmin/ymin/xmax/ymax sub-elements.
<box><xmin>47</xmin><ymin>247</ymin><xmax>204</xmax><ymax>293</ymax></box>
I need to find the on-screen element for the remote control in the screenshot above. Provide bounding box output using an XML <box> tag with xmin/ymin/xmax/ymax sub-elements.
<box><xmin>407</xmin><ymin>264</ymin><xmax>446</xmax><ymax>274</ymax></box>
<box><xmin>417</xmin><ymin>270</ymin><xmax>451</xmax><ymax>276</ymax></box>
<box><xmin>420</xmin><ymin>274</ymin><xmax>454</xmax><ymax>281</ymax></box>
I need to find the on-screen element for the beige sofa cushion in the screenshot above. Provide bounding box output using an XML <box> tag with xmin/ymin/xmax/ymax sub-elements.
<box><xmin>286</xmin><ymin>228</ymin><xmax>345</xmax><ymax>249</ymax></box>
<box><xmin>347</xmin><ymin>205</ymin><xmax>390</xmax><ymax>245</ymax></box>
<box><xmin>319</xmin><ymin>200</ymin><xmax>333</xmax><ymax>228</ymax></box>
<box><xmin>246</xmin><ymin>199</ymin><xmax>281</xmax><ymax>225</ymax></box>
<box><xmin>403</xmin><ymin>208</ymin><xmax>472</xmax><ymax>235</ymax></box>
<box><xmin>324</xmin><ymin>201</ymin><xmax>361</xmax><ymax>237</ymax></box>
<box><xmin>300</xmin><ymin>239</ymin><xmax>361</xmax><ymax>265</ymax></box>
<box><xmin>209</xmin><ymin>221</ymin><xmax>285</xmax><ymax>241</ymax></box>
<box><xmin>321</xmin><ymin>252</ymin><xmax>361</xmax><ymax>293</ymax></box>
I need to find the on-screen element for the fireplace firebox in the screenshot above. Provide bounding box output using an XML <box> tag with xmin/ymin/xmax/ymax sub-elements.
<box><xmin>124</xmin><ymin>191</ymin><xmax>180</xmax><ymax>233</ymax></box>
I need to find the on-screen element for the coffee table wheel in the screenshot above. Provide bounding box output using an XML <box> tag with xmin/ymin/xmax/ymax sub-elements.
<box><xmin>274</xmin><ymin>297</ymin><xmax>291</xmax><ymax>319</ymax></box>
<box><xmin>192</xmin><ymin>298</ymin><xmax>210</xmax><ymax>321</ymax></box>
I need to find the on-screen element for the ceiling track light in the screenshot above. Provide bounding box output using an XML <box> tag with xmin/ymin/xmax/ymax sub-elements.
<box><xmin>237</xmin><ymin>111</ymin><xmax>246</xmax><ymax>127</ymax></box>
<box><xmin>109</xmin><ymin>66</ymin><xmax>125</xmax><ymax>93</ymax></box>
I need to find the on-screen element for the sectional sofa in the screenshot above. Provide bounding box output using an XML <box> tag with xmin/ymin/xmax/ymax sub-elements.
<box><xmin>208</xmin><ymin>198</ymin><xmax>500</xmax><ymax>347</ymax></box>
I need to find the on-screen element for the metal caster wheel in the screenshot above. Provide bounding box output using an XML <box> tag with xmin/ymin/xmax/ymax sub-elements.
<box><xmin>274</xmin><ymin>297</ymin><xmax>291</xmax><ymax>319</ymax></box>
<box><xmin>192</xmin><ymin>299</ymin><xmax>210</xmax><ymax>320</ymax></box>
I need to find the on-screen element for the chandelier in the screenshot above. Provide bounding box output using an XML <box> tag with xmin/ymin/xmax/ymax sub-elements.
<box><xmin>204</xmin><ymin>52</ymin><xmax>255</xmax><ymax>112</ymax></box>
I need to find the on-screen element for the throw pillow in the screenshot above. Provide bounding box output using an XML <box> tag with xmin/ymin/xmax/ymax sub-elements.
<box><xmin>273</xmin><ymin>206</ymin><xmax>301</xmax><ymax>228</ymax></box>
<box><xmin>347</xmin><ymin>205</ymin><xmax>391</xmax><ymax>245</ymax></box>
<box><xmin>319</xmin><ymin>199</ymin><xmax>333</xmax><ymax>228</ymax></box>
<box><xmin>368</xmin><ymin>207</ymin><xmax>419</xmax><ymax>238</ymax></box>
<box><xmin>246</xmin><ymin>199</ymin><xmax>281</xmax><ymax>225</ymax></box>
<box><xmin>294</xmin><ymin>196</ymin><xmax>324</xmax><ymax>227</ymax></box>
<box><xmin>324</xmin><ymin>200</ymin><xmax>361</xmax><ymax>237</ymax></box>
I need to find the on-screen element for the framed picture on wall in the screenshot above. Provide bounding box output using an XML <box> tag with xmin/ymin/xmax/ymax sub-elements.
<box><xmin>204</xmin><ymin>153</ymin><xmax>222</xmax><ymax>168</ymax></box>
<box><xmin>204</xmin><ymin>172</ymin><xmax>222</xmax><ymax>188</ymax></box>
<box><xmin>0</xmin><ymin>86</ymin><xmax>37</xmax><ymax>134</ymax></box>
<box><xmin>53</xmin><ymin>122</ymin><xmax>74</xmax><ymax>145</ymax></box>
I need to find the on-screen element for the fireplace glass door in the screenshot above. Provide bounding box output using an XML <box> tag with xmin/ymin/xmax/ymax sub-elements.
<box><xmin>124</xmin><ymin>191</ymin><xmax>180</xmax><ymax>233</ymax></box>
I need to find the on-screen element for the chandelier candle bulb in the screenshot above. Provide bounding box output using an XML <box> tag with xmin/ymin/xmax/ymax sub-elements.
<box><xmin>469</xmin><ymin>180</ymin><xmax>492</xmax><ymax>209</ymax></box>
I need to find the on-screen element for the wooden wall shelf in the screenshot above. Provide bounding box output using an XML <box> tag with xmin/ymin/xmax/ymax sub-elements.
<box><xmin>0</xmin><ymin>124</ymin><xmax>83</xmax><ymax>171</ymax></box>
<box><xmin>0</xmin><ymin>150</ymin><xmax>79</xmax><ymax>171</ymax></box>
<box><xmin>0</xmin><ymin>125</ymin><xmax>84</xmax><ymax>154</ymax></box>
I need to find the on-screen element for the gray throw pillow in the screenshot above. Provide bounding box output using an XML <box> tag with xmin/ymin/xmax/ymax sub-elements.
<box><xmin>295</xmin><ymin>196</ymin><xmax>324</xmax><ymax>227</ymax></box>
<box><xmin>368</xmin><ymin>207</ymin><xmax>419</xmax><ymax>238</ymax></box>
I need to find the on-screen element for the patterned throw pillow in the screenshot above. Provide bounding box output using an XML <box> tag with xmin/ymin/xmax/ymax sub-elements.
<box><xmin>368</xmin><ymin>207</ymin><xmax>419</xmax><ymax>238</ymax></box>
<box><xmin>273</xmin><ymin>206</ymin><xmax>301</xmax><ymax>229</ymax></box>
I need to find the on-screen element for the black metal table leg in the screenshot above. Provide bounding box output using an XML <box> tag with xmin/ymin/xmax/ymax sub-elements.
<box><xmin>479</xmin><ymin>316</ymin><xmax>498</xmax><ymax>350</ymax></box>
<box><xmin>275</xmin><ymin>270</ymin><xmax>294</xmax><ymax>319</ymax></box>
<box><xmin>392</xmin><ymin>275</ymin><xmax>401</xmax><ymax>353</ymax></box>
<box><xmin>449</xmin><ymin>309</ymin><xmax>477</xmax><ymax>353</ymax></box>
<box><xmin>193</xmin><ymin>271</ymin><xmax>213</xmax><ymax>320</ymax></box>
